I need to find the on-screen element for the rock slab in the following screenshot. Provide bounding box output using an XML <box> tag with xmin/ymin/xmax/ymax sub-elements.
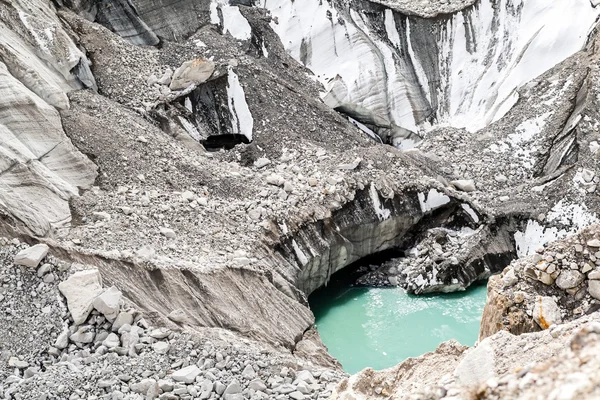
<box><xmin>58</xmin><ymin>269</ymin><xmax>104</xmax><ymax>325</ymax></box>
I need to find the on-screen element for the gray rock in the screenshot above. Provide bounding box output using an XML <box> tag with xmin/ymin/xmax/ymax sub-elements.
<box><xmin>58</xmin><ymin>269</ymin><xmax>104</xmax><ymax>325</ymax></box>
<box><xmin>167</xmin><ymin>309</ymin><xmax>187</xmax><ymax>323</ymax></box>
<box><xmin>171</xmin><ymin>365</ymin><xmax>201</xmax><ymax>384</ymax></box>
<box><xmin>103</xmin><ymin>333</ymin><xmax>120</xmax><ymax>348</ymax></box>
<box><xmin>152</xmin><ymin>341</ymin><xmax>170</xmax><ymax>354</ymax></box>
<box><xmin>450</xmin><ymin>179</ymin><xmax>476</xmax><ymax>192</ymax></box>
<box><xmin>224</xmin><ymin>380</ymin><xmax>242</xmax><ymax>395</ymax></box>
<box><xmin>14</xmin><ymin>244</ymin><xmax>49</xmax><ymax>268</ymax></box>
<box><xmin>149</xmin><ymin>327</ymin><xmax>171</xmax><ymax>339</ymax></box>
<box><xmin>112</xmin><ymin>311</ymin><xmax>134</xmax><ymax>332</ymax></box>
<box><xmin>214</xmin><ymin>381</ymin><xmax>226</xmax><ymax>395</ymax></box>
<box><xmin>587</xmin><ymin>239</ymin><xmax>600</xmax><ymax>248</ymax></box>
<box><xmin>289</xmin><ymin>391</ymin><xmax>306</xmax><ymax>400</ymax></box>
<box><xmin>70</xmin><ymin>326</ymin><xmax>95</xmax><ymax>343</ymax></box>
<box><xmin>170</xmin><ymin>58</ymin><xmax>215</xmax><ymax>91</ymax></box>
<box><xmin>159</xmin><ymin>227</ymin><xmax>176</xmax><ymax>238</ymax></box>
<box><xmin>130</xmin><ymin>379</ymin><xmax>157</xmax><ymax>395</ymax></box>
<box><xmin>54</xmin><ymin>329</ymin><xmax>70</xmax><ymax>349</ymax></box>
<box><xmin>93</xmin><ymin>286</ymin><xmax>122</xmax><ymax>321</ymax></box>
<box><xmin>533</xmin><ymin>296</ymin><xmax>562</xmax><ymax>329</ymax></box>
<box><xmin>37</xmin><ymin>263</ymin><xmax>52</xmax><ymax>277</ymax></box>
<box><xmin>589</xmin><ymin>280</ymin><xmax>600</xmax><ymax>300</ymax></box>
<box><xmin>555</xmin><ymin>270</ymin><xmax>584</xmax><ymax>290</ymax></box>
<box><xmin>8</xmin><ymin>357</ymin><xmax>29</xmax><ymax>369</ymax></box>
<box><xmin>242</xmin><ymin>364</ymin><xmax>256</xmax><ymax>379</ymax></box>
<box><xmin>248</xmin><ymin>379</ymin><xmax>267</xmax><ymax>391</ymax></box>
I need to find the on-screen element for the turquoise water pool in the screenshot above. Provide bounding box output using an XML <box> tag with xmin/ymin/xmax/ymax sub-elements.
<box><xmin>310</xmin><ymin>283</ymin><xmax>488</xmax><ymax>373</ymax></box>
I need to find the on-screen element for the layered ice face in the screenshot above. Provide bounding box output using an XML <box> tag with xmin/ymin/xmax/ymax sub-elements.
<box><xmin>261</xmin><ymin>0</ymin><xmax>599</xmax><ymax>142</ymax></box>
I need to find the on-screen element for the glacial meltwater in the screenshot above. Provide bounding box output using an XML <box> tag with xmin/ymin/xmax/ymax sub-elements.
<box><xmin>310</xmin><ymin>282</ymin><xmax>488</xmax><ymax>374</ymax></box>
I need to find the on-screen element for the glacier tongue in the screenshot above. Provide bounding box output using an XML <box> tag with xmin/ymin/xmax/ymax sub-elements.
<box><xmin>263</xmin><ymin>0</ymin><xmax>600</xmax><ymax>140</ymax></box>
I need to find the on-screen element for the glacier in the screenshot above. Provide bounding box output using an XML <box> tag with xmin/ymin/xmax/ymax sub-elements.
<box><xmin>262</xmin><ymin>0</ymin><xmax>600</xmax><ymax>145</ymax></box>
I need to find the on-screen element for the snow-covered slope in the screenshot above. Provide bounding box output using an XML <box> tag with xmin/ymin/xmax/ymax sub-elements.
<box><xmin>263</xmin><ymin>0</ymin><xmax>599</xmax><ymax>143</ymax></box>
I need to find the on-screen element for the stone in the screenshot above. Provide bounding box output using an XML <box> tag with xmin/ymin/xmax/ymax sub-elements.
<box><xmin>159</xmin><ymin>227</ymin><xmax>176</xmax><ymax>238</ymax></box>
<box><xmin>170</xmin><ymin>58</ymin><xmax>215</xmax><ymax>91</ymax></box>
<box><xmin>152</xmin><ymin>341</ymin><xmax>170</xmax><ymax>354</ymax></box>
<box><xmin>588</xmin><ymin>239</ymin><xmax>600</xmax><ymax>248</ymax></box>
<box><xmin>266</xmin><ymin>174</ymin><xmax>284</xmax><ymax>186</ymax></box>
<box><xmin>131</xmin><ymin>379</ymin><xmax>157</xmax><ymax>395</ymax></box>
<box><xmin>224</xmin><ymin>380</ymin><xmax>241</xmax><ymax>395</ymax></box>
<box><xmin>450</xmin><ymin>179</ymin><xmax>476</xmax><ymax>192</ymax></box>
<box><xmin>8</xmin><ymin>357</ymin><xmax>29</xmax><ymax>369</ymax></box>
<box><xmin>149</xmin><ymin>327</ymin><xmax>172</xmax><ymax>339</ymax></box>
<box><xmin>171</xmin><ymin>365</ymin><xmax>201</xmax><ymax>384</ymax></box>
<box><xmin>112</xmin><ymin>311</ymin><xmax>134</xmax><ymax>331</ymax></box>
<box><xmin>167</xmin><ymin>309</ymin><xmax>187</xmax><ymax>323</ymax></box>
<box><xmin>533</xmin><ymin>296</ymin><xmax>562</xmax><ymax>329</ymax></box>
<box><xmin>254</xmin><ymin>158</ymin><xmax>271</xmax><ymax>168</ymax></box>
<box><xmin>93</xmin><ymin>286</ymin><xmax>122</xmax><ymax>321</ymax></box>
<box><xmin>14</xmin><ymin>244</ymin><xmax>49</xmax><ymax>268</ymax></box>
<box><xmin>248</xmin><ymin>379</ymin><xmax>267</xmax><ymax>391</ymax></box>
<box><xmin>242</xmin><ymin>364</ymin><xmax>256</xmax><ymax>379</ymax></box>
<box><xmin>289</xmin><ymin>392</ymin><xmax>306</xmax><ymax>400</ymax></box>
<box><xmin>54</xmin><ymin>330</ymin><xmax>70</xmax><ymax>349</ymax></box>
<box><xmin>501</xmin><ymin>269</ymin><xmax>518</xmax><ymax>287</ymax></box>
<box><xmin>103</xmin><ymin>333</ymin><xmax>120</xmax><ymax>348</ymax></box>
<box><xmin>214</xmin><ymin>381</ymin><xmax>226</xmax><ymax>395</ymax></box>
<box><xmin>589</xmin><ymin>280</ymin><xmax>600</xmax><ymax>300</ymax></box>
<box><xmin>37</xmin><ymin>263</ymin><xmax>52</xmax><ymax>277</ymax></box>
<box><xmin>70</xmin><ymin>326</ymin><xmax>95</xmax><ymax>343</ymax></box>
<box><xmin>295</xmin><ymin>370</ymin><xmax>315</xmax><ymax>384</ymax></box>
<box><xmin>158</xmin><ymin>380</ymin><xmax>174</xmax><ymax>392</ymax></box>
<box><xmin>58</xmin><ymin>270</ymin><xmax>104</xmax><ymax>325</ymax></box>
<box><xmin>555</xmin><ymin>270</ymin><xmax>584</xmax><ymax>290</ymax></box>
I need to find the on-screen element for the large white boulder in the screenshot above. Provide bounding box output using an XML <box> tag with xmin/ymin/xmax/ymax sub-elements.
<box><xmin>58</xmin><ymin>270</ymin><xmax>104</xmax><ymax>325</ymax></box>
<box><xmin>93</xmin><ymin>286</ymin><xmax>122</xmax><ymax>321</ymax></box>
<box><xmin>13</xmin><ymin>244</ymin><xmax>49</xmax><ymax>268</ymax></box>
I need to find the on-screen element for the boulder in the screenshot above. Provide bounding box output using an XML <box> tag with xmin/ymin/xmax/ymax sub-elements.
<box><xmin>93</xmin><ymin>286</ymin><xmax>122</xmax><ymax>321</ymax></box>
<box><xmin>58</xmin><ymin>270</ymin><xmax>104</xmax><ymax>325</ymax></box>
<box><xmin>169</xmin><ymin>58</ymin><xmax>215</xmax><ymax>91</ymax></box>
<box><xmin>172</xmin><ymin>365</ymin><xmax>201</xmax><ymax>384</ymax></box>
<box><xmin>589</xmin><ymin>280</ymin><xmax>600</xmax><ymax>300</ymax></box>
<box><xmin>555</xmin><ymin>270</ymin><xmax>584</xmax><ymax>290</ymax></box>
<box><xmin>14</xmin><ymin>244</ymin><xmax>49</xmax><ymax>268</ymax></box>
<box><xmin>450</xmin><ymin>179</ymin><xmax>476</xmax><ymax>192</ymax></box>
<box><xmin>533</xmin><ymin>296</ymin><xmax>562</xmax><ymax>329</ymax></box>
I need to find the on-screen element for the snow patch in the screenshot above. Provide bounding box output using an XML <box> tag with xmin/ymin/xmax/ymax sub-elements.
<box><xmin>514</xmin><ymin>220</ymin><xmax>567</xmax><ymax>257</ymax></box>
<box><xmin>226</xmin><ymin>67</ymin><xmax>254</xmax><ymax>141</ymax></box>
<box><xmin>417</xmin><ymin>189</ymin><xmax>451</xmax><ymax>213</ymax></box>
<box><xmin>292</xmin><ymin>240</ymin><xmax>309</xmax><ymax>266</ymax></box>
<box><xmin>461</xmin><ymin>204</ymin><xmax>480</xmax><ymax>223</ymax></box>
<box><xmin>369</xmin><ymin>184</ymin><xmax>391</xmax><ymax>221</ymax></box>
<box><xmin>546</xmin><ymin>201</ymin><xmax>598</xmax><ymax>231</ymax></box>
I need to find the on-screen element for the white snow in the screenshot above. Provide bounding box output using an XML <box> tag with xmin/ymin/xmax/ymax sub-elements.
<box><xmin>370</xmin><ymin>183</ymin><xmax>391</xmax><ymax>221</ymax></box>
<box><xmin>221</xmin><ymin>6</ymin><xmax>252</xmax><ymax>41</ymax></box>
<box><xmin>226</xmin><ymin>67</ymin><xmax>254</xmax><ymax>141</ymax></box>
<box><xmin>514</xmin><ymin>220</ymin><xmax>567</xmax><ymax>257</ymax></box>
<box><xmin>260</xmin><ymin>0</ymin><xmax>599</xmax><ymax>138</ymax></box>
<box><xmin>461</xmin><ymin>204</ymin><xmax>479</xmax><ymax>223</ymax></box>
<box><xmin>515</xmin><ymin>201</ymin><xmax>599</xmax><ymax>257</ymax></box>
<box><xmin>417</xmin><ymin>189</ymin><xmax>451</xmax><ymax>213</ymax></box>
<box><xmin>292</xmin><ymin>239</ymin><xmax>309</xmax><ymax>266</ymax></box>
<box><xmin>546</xmin><ymin>201</ymin><xmax>598</xmax><ymax>231</ymax></box>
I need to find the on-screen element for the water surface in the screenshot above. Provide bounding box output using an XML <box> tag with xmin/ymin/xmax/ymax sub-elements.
<box><xmin>310</xmin><ymin>283</ymin><xmax>488</xmax><ymax>374</ymax></box>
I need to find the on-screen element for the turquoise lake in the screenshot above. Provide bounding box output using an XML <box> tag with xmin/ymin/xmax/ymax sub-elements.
<box><xmin>309</xmin><ymin>282</ymin><xmax>488</xmax><ymax>374</ymax></box>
